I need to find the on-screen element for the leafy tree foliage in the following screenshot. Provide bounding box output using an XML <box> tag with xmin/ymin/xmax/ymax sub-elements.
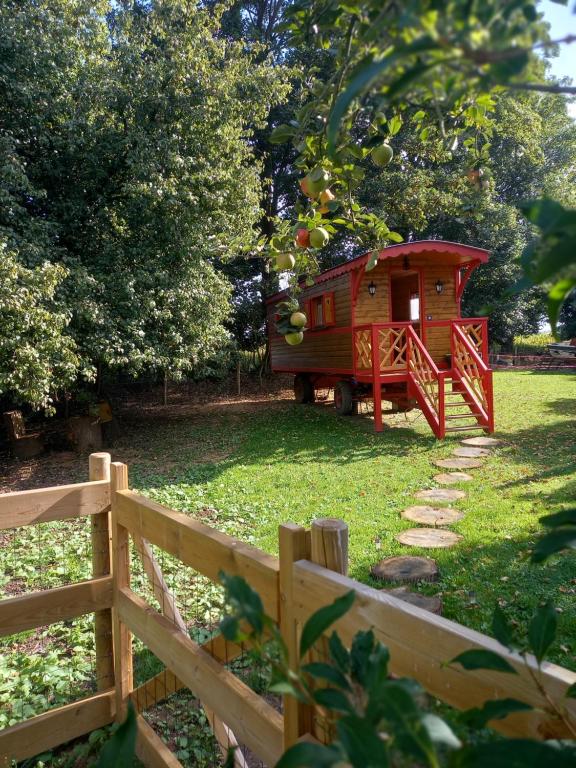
<box><xmin>0</xmin><ymin>0</ymin><xmax>289</xmax><ymax>406</ymax></box>
<box><xmin>264</xmin><ymin>0</ymin><xmax>575</xmax><ymax>336</ymax></box>
<box><xmin>0</xmin><ymin>240</ymin><xmax>79</xmax><ymax>411</ymax></box>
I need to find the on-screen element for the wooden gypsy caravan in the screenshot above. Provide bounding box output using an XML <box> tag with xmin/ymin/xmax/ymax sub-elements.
<box><xmin>266</xmin><ymin>240</ymin><xmax>495</xmax><ymax>439</ymax></box>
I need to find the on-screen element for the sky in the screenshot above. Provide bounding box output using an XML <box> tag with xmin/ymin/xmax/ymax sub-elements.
<box><xmin>541</xmin><ymin>0</ymin><xmax>576</xmax><ymax>118</ymax></box>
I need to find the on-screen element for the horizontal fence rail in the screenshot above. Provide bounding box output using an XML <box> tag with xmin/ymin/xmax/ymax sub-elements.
<box><xmin>291</xmin><ymin>560</ymin><xmax>576</xmax><ymax>739</ymax></box>
<box><xmin>0</xmin><ymin>479</ymin><xmax>110</xmax><ymax>529</ymax></box>
<box><xmin>115</xmin><ymin>489</ymin><xmax>280</xmax><ymax>620</ymax></box>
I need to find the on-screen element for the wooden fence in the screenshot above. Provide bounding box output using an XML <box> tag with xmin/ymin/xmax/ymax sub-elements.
<box><xmin>1</xmin><ymin>453</ymin><xmax>575</xmax><ymax>766</ymax></box>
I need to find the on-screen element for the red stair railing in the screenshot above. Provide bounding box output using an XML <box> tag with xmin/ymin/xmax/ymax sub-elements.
<box><xmin>406</xmin><ymin>326</ymin><xmax>446</xmax><ymax>439</ymax></box>
<box><xmin>451</xmin><ymin>324</ymin><xmax>494</xmax><ymax>432</ymax></box>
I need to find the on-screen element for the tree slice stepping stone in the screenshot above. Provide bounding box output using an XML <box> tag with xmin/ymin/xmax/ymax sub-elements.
<box><xmin>415</xmin><ymin>488</ymin><xmax>466</xmax><ymax>502</ymax></box>
<box><xmin>453</xmin><ymin>446</ymin><xmax>491</xmax><ymax>458</ymax></box>
<box><xmin>461</xmin><ymin>436</ymin><xmax>501</xmax><ymax>447</ymax></box>
<box><xmin>386</xmin><ymin>586</ymin><xmax>443</xmax><ymax>615</ymax></box>
<box><xmin>371</xmin><ymin>555</ymin><xmax>439</xmax><ymax>583</ymax></box>
<box><xmin>396</xmin><ymin>528</ymin><xmax>462</xmax><ymax>548</ymax></box>
<box><xmin>434</xmin><ymin>472</ymin><xmax>473</xmax><ymax>485</ymax></box>
<box><xmin>435</xmin><ymin>457</ymin><xmax>484</xmax><ymax>469</ymax></box>
<box><xmin>402</xmin><ymin>505</ymin><xmax>464</xmax><ymax>526</ymax></box>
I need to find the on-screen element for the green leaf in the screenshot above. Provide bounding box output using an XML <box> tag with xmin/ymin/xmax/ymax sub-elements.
<box><xmin>420</xmin><ymin>713</ymin><xmax>461</xmax><ymax>749</ymax></box>
<box><xmin>387</xmin><ymin>115</ymin><xmax>402</xmax><ymax>136</ymax></box>
<box><xmin>548</xmin><ymin>278</ymin><xmax>576</xmax><ymax>333</ymax></box>
<box><xmin>96</xmin><ymin>701</ymin><xmax>137</xmax><ymax>768</ymax></box>
<box><xmin>219</xmin><ymin>572</ymin><xmax>264</xmax><ymax>634</ymax></box>
<box><xmin>373</xmin><ymin>681</ymin><xmax>436</xmax><ymax>763</ymax></box>
<box><xmin>269</xmin><ymin>124</ymin><xmax>296</xmax><ymax>144</ymax></box>
<box><xmin>328</xmin><ymin>631</ymin><xmax>350</xmax><ymax>673</ymax></box>
<box><xmin>313</xmin><ymin>687</ymin><xmax>354</xmax><ymax>714</ymax></box>
<box><xmin>337</xmin><ymin>715</ymin><xmax>389</xmax><ymax>767</ymax></box>
<box><xmin>366</xmin><ymin>250</ymin><xmax>379</xmax><ymax>271</ymax></box>
<box><xmin>301</xmin><ymin>662</ymin><xmax>352</xmax><ymax>691</ymax></box>
<box><xmin>461</xmin><ymin>698</ymin><xmax>532</xmax><ymax>729</ymax></box>
<box><xmin>268</xmin><ymin>680</ymin><xmax>305</xmax><ymax>700</ymax></box>
<box><xmin>449</xmin><ymin>649</ymin><xmax>517</xmax><ymax>674</ymax></box>
<box><xmin>275</xmin><ymin>741</ymin><xmax>341</xmax><ymax>768</ymax></box>
<box><xmin>492</xmin><ymin>605</ymin><xmax>515</xmax><ymax>650</ymax></box>
<box><xmin>531</xmin><ymin>529</ymin><xmax>576</xmax><ymax>563</ymax></box>
<box><xmin>528</xmin><ymin>601</ymin><xmax>557</xmax><ymax>663</ymax></box>
<box><xmin>299</xmin><ymin>591</ymin><xmax>355</xmax><ymax>657</ymax></box>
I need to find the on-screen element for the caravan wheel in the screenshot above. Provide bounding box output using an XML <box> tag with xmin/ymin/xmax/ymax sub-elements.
<box><xmin>294</xmin><ymin>374</ymin><xmax>315</xmax><ymax>404</ymax></box>
<box><xmin>334</xmin><ymin>381</ymin><xmax>354</xmax><ymax>415</ymax></box>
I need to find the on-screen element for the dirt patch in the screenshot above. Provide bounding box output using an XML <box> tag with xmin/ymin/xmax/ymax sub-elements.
<box><xmin>0</xmin><ymin>376</ymin><xmax>295</xmax><ymax>493</ymax></box>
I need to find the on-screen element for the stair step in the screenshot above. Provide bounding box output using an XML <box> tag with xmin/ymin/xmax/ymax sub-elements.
<box><xmin>446</xmin><ymin>414</ymin><xmax>478</xmax><ymax>420</ymax></box>
<box><xmin>445</xmin><ymin>425</ymin><xmax>486</xmax><ymax>433</ymax></box>
<box><xmin>444</xmin><ymin>402</ymin><xmax>469</xmax><ymax>408</ymax></box>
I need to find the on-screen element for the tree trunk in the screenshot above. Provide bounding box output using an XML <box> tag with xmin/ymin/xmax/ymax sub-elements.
<box><xmin>163</xmin><ymin>371</ymin><xmax>168</xmax><ymax>407</ymax></box>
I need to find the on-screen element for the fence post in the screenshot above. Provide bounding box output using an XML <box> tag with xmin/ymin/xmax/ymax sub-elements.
<box><xmin>111</xmin><ymin>462</ymin><xmax>133</xmax><ymax>721</ymax></box>
<box><xmin>89</xmin><ymin>452</ymin><xmax>114</xmax><ymax>692</ymax></box>
<box><xmin>309</xmin><ymin>518</ymin><xmax>349</xmax><ymax>744</ymax></box>
<box><xmin>310</xmin><ymin>518</ymin><xmax>348</xmax><ymax>577</ymax></box>
<box><xmin>279</xmin><ymin>523</ymin><xmax>312</xmax><ymax>749</ymax></box>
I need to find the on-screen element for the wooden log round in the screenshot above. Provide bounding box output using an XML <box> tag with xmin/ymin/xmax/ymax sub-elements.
<box><xmin>453</xmin><ymin>447</ymin><xmax>491</xmax><ymax>458</ymax></box>
<box><xmin>371</xmin><ymin>555</ymin><xmax>439</xmax><ymax>583</ymax></box>
<box><xmin>434</xmin><ymin>472</ymin><xmax>473</xmax><ymax>485</ymax></box>
<box><xmin>415</xmin><ymin>488</ymin><xmax>466</xmax><ymax>502</ymax></box>
<box><xmin>434</xmin><ymin>458</ymin><xmax>484</xmax><ymax>469</ymax></box>
<box><xmin>386</xmin><ymin>586</ymin><xmax>443</xmax><ymax>615</ymax></box>
<box><xmin>311</xmin><ymin>518</ymin><xmax>349</xmax><ymax>576</ymax></box>
<box><xmin>461</xmin><ymin>436</ymin><xmax>501</xmax><ymax>447</ymax></box>
<box><xmin>396</xmin><ymin>528</ymin><xmax>462</xmax><ymax>548</ymax></box>
<box><xmin>401</xmin><ymin>506</ymin><xmax>464</xmax><ymax>526</ymax></box>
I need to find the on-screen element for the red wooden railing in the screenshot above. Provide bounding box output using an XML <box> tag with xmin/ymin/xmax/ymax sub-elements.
<box><xmin>352</xmin><ymin>318</ymin><xmax>492</xmax><ymax>437</ymax></box>
<box><xmin>406</xmin><ymin>326</ymin><xmax>446</xmax><ymax>438</ymax></box>
<box><xmin>451</xmin><ymin>324</ymin><xmax>494</xmax><ymax>432</ymax></box>
<box><xmin>353</xmin><ymin>322</ymin><xmax>411</xmax><ymax>375</ymax></box>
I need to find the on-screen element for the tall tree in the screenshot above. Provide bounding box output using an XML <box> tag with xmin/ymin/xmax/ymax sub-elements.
<box><xmin>0</xmin><ymin>0</ymin><xmax>289</xmax><ymax>406</ymax></box>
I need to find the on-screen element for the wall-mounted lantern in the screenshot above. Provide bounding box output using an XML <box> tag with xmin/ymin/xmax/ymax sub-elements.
<box><xmin>435</xmin><ymin>280</ymin><xmax>444</xmax><ymax>295</ymax></box>
<box><xmin>368</xmin><ymin>281</ymin><xmax>377</xmax><ymax>297</ymax></box>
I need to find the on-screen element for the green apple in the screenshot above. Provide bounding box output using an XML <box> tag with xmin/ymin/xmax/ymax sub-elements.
<box><xmin>275</xmin><ymin>252</ymin><xmax>296</xmax><ymax>270</ymax></box>
<box><xmin>309</xmin><ymin>226</ymin><xmax>330</xmax><ymax>249</ymax></box>
<box><xmin>306</xmin><ymin>168</ymin><xmax>331</xmax><ymax>198</ymax></box>
<box><xmin>285</xmin><ymin>331</ymin><xmax>304</xmax><ymax>345</ymax></box>
<box><xmin>290</xmin><ymin>311</ymin><xmax>307</xmax><ymax>328</ymax></box>
<box><xmin>371</xmin><ymin>144</ymin><xmax>393</xmax><ymax>167</ymax></box>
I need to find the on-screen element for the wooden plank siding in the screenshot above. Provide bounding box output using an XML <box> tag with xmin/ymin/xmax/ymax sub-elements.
<box><xmin>354</xmin><ymin>263</ymin><xmax>389</xmax><ymax>324</ymax></box>
<box><xmin>269</xmin><ymin>274</ymin><xmax>353</xmax><ymax>372</ymax></box>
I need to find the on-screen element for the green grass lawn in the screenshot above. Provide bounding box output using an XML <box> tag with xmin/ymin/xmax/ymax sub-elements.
<box><xmin>130</xmin><ymin>370</ymin><xmax>576</xmax><ymax>669</ymax></box>
<box><xmin>1</xmin><ymin>370</ymin><xmax>575</xmax><ymax>765</ymax></box>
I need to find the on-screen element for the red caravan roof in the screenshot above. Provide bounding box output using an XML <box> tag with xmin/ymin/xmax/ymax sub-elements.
<box><xmin>266</xmin><ymin>240</ymin><xmax>489</xmax><ymax>304</ymax></box>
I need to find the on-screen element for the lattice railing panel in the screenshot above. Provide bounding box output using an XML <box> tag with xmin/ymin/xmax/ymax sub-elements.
<box><xmin>407</xmin><ymin>336</ymin><xmax>440</xmax><ymax>416</ymax></box>
<box><xmin>378</xmin><ymin>327</ymin><xmax>408</xmax><ymax>371</ymax></box>
<box><xmin>457</xmin><ymin>322</ymin><xmax>484</xmax><ymax>358</ymax></box>
<box><xmin>354</xmin><ymin>329</ymin><xmax>372</xmax><ymax>370</ymax></box>
<box><xmin>452</xmin><ymin>332</ymin><xmax>488</xmax><ymax>410</ymax></box>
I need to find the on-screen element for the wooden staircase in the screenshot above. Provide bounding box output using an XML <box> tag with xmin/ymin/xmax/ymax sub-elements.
<box><xmin>442</xmin><ymin>379</ymin><xmax>486</xmax><ymax>434</ymax></box>
<box><xmin>406</xmin><ymin>325</ymin><xmax>494</xmax><ymax>439</ymax></box>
